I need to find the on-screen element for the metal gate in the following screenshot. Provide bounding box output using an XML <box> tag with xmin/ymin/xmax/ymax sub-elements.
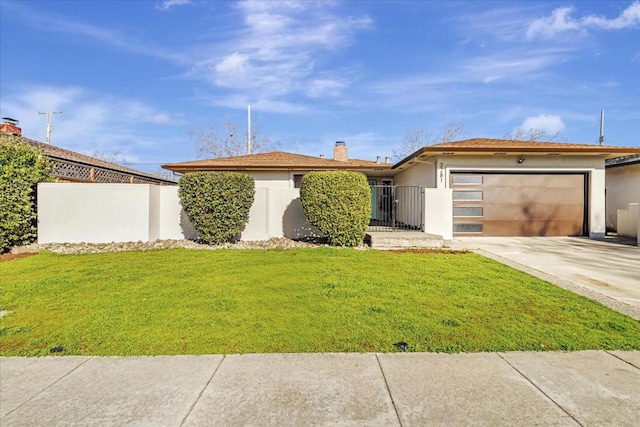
<box><xmin>368</xmin><ymin>185</ymin><xmax>424</xmax><ymax>232</ymax></box>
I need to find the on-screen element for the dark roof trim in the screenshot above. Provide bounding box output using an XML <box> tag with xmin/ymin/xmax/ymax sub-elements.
<box><xmin>605</xmin><ymin>154</ymin><xmax>640</xmax><ymax>168</ymax></box>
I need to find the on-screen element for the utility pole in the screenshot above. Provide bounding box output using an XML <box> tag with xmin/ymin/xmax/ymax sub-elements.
<box><xmin>247</xmin><ymin>105</ymin><xmax>252</xmax><ymax>155</ymax></box>
<box><xmin>38</xmin><ymin>110</ymin><xmax>63</xmax><ymax>144</ymax></box>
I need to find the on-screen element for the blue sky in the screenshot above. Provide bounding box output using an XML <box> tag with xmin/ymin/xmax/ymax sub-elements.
<box><xmin>1</xmin><ymin>0</ymin><xmax>639</xmax><ymax>172</ymax></box>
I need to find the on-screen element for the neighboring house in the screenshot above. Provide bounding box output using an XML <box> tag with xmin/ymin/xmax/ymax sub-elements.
<box><xmin>605</xmin><ymin>154</ymin><xmax>640</xmax><ymax>231</ymax></box>
<box><xmin>1</xmin><ymin>119</ymin><xmax>176</xmax><ymax>185</ymax></box>
<box><xmin>164</xmin><ymin>139</ymin><xmax>640</xmax><ymax>240</ymax></box>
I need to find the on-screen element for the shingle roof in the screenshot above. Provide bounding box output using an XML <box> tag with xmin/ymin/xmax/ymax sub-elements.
<box><xmin>394</xmin><ymin>138</ymin><xmax>640</xmax><ymax>169</ymax></box>
<box><xmin>162</xmin><ymin>151</ymin><xmax>393</xmax><ymax>173</ymax></box>
<box><xmin>17</xmin><ymin>136</ymin><xmax>177</xmax><ymax>184</ymax></box>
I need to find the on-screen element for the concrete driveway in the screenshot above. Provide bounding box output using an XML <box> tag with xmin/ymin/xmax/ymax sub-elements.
<box><xmin>454</xmin><ymin>237</ymin><xmax>640</xmax><ymax>319</ymax></box>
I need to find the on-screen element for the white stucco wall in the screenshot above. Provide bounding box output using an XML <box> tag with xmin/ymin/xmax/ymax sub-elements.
<box><xmin>617</xmin><ymin>203</ymin><xmax>639</xmax><ymax>239</ymax></box>
<box><xmin>38</xmin><ymin>183</ymin><xmax>156</xmax><ymax>244</ymax></box>
<box><xmin>37</xmin><ymin>183</ymin><xmax>315</xmax><ymax>244</ymax></box>
<box><xmin>606</xmin><ymin>163</ymin><xmax>640</xmax><ymax>230</ymax></box>
<box><xmin>249</xmin><ymin>170</ymin><xmax>319</xmax><ymax>189</ymax></box>
<box><xmin>250</xmin><ymin>171</ymin><xmax>293</xmax><ymax>188</ymax></box>
<box><xmin>424</xmin><ymin>189</ymin><xmax>453</xmax><ymax>240</ymax></box>
<box><xmin>157</xmin><ymin>186</ymin><xmax>198</xmax><ymax>240</ymax></box>
<box><xmin>240</xmin><ymin>188</ymin><xmax>318</xmax><ymax>240</ymax></box>
<box><xmin>393</xmin><ymin>162</ymin><xmax>436</xmax><ymax>188</ymax></box>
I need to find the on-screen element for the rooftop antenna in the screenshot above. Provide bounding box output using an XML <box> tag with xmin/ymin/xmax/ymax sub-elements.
<box><xmin>599</xmin><ymin>110</ymin><xmax>604</xmax><ymax>146</ymax></box>
<box><xmin>247</xmin><ymin>105</ymin><xmax>252</xmax><ymax>155</ymax></box>
<box><xmin>38</xmin><ymin>110</ymin><xmax>63</xmax><ymax>144</ymax></box>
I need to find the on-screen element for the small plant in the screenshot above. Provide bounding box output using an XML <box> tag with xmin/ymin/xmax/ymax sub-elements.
<box><xmin>299</xmin><ymin>171</ymin><xmax>371</xmax><ymax>247</ymax></box>
<box><xmin>0</xmin><ymin>135</ymin><xmax>50</xmax><ymax>253</ymax></box>
<box><xmin>178</xmin><ymin>172</ymin><xmax>254</xmax><ymax>244</ymax></box>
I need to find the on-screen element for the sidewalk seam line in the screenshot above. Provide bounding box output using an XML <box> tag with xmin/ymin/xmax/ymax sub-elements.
<box><xmin>179</xmin><ymin>355</ymin><xmax>225</xmax><ymax>427</ymax></box>
<box><xmin>604</xmin><ymin>350</ymin><xmax>640</xmax><ymax>370</ymax></box>
<box><xmin>496</xmin><ymin>353</ymin><xmax>584</xmax><ymax>427</ymax></box>
<box><xmin>375</xmin><ymin>354</ymin><xmax>403</xmax><ymax>427</ymax></box>
<box><xmin>1</xmin><ymin>356</ymin><xmax>93</xmax><ymax>420</ymax></box>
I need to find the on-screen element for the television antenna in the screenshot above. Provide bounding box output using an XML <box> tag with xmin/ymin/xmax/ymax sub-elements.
<box><xmin>38</xmin><ymin>110</ymin><xmax>63</xmax><ymax>144</ymax></box>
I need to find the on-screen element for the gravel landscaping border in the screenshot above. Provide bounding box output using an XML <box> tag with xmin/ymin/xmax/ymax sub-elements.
<box><xmin>13</xmin><ymin>238</ymin><xmax>324</xmax><ymax>255</ymax></box>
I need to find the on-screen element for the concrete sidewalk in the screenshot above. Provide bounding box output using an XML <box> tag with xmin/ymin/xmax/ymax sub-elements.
<box><xmin>2</xmin><ymin>351</ymin><xmax>639</xmax><ymax>426</ymax></box>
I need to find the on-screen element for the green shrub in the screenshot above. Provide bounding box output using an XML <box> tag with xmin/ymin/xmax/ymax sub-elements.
<box><xmin>178</xmin><ymin>172</ymin><xmax>255</xmax><ymax>244</ymax></box>
<box><xmin>299</xmin><ymin>171</ymin><xmax>371</xmax><ymax>247</ymax></box>
<box><xmin>0</xmin><ymin>135</ymin><xmax>50</xmax><ymax>253</ymax></box>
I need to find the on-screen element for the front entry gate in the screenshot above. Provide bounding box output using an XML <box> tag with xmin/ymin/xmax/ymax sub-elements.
<box><xmin>368</xmin><ymin>185</ymin><xmax>424</xmax><ymax>232</ymax></box>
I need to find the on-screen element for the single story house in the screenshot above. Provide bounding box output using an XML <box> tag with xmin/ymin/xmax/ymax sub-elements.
<box><xmin>1</xmin><ymin>118</ymin><xmax>176</xmax><ymax>185</ymax></box>
<box><xmin>163</xmin><ymin>142</ymin><xmax>396</xmax><ymax>240</ymax></box>
<box><xmin>163</xmin><ymin>139</ymin><xmax>640</xmax><ymax>241</ymax></box>
<box><xmin>163</xmin><ymin>141</ymin><xmax>393</xmax><ymax>187</ymax></box>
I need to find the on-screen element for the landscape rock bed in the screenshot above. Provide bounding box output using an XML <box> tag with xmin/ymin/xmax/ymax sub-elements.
<box><xmin>20</xmin><ymin>238</ymin><xmax>323</xmax><ymax>255</ymax></box>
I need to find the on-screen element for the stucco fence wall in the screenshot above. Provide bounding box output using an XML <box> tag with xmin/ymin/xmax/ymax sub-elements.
<box><xmin>37</xmin><ymin>183</ymin><xmax>318</xmax><ymax>244</ymax></box>
<box><xmin>616</xmin><ymin>203</ymin><xmax>639</xmax><ymax>244</ymax></box>
<box><xmin>605</xmin><ymin>163</ymin><xmax>640</xmax><ymax>231</ymax></box>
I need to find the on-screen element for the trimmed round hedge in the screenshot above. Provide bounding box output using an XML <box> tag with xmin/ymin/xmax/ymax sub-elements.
<box><xmin>178</xmin><ymin>171</ymin><xmax>255</xmax><ymax>244</ymax></box>
<box><xmin>299</xmin><ymin>171</ymin><xmax>371</xmax><ymax>247</ymax></box>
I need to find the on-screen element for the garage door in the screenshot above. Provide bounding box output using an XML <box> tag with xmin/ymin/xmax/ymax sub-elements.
<box><xmin>451</xmin><ymin>173</ymin><xmax>586</xmax><ymax>236</ymax></box>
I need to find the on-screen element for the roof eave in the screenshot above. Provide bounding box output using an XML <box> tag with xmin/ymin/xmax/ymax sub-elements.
<box><xmin>392</xmin><ymin>147</ymin><xmax>640</xmax><ymax>169</ymax></box>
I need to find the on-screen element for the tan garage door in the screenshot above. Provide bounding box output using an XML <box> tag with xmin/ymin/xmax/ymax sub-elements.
<box><xmin>451</xmin><ymin>173</ymin><xmax>586</xmax><ymax>236</ymax></box>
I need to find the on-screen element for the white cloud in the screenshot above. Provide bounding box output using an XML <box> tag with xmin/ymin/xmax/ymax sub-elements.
<box><xmin>3</xmin><ymin>1</ymin><xmax>188</xmax><ymax>64</ymax></box>
<box><xmin>306</xmin><ymin>78</ymin><xmax>347</xmax><ymax>98</ymax></box>
<box><xmin>214</xmin><ymin>52</ymin><xmax>251</xmax><ymax>86</ymax></box>
<box><xmin>519</xmin><ymin>114</ymin><xmax>565</xmax><ymax>135</ymax></box>
<box><xmin>189</xmin><ymin>0</ymin><xmax>372</xmax><ymax>110</ymax></box>
<box><xmin>526</xmin><ymin>7</ymin><xmax>581</xmax><ymax>39</ymax></box>
<box><xmin>582</xmin><ymin>2</ymin><xmax>640</xmax><ymax>29</ymax></box>
<box><xmin>527</xmin><ymin>2</ymin><xmax>640</xmax><ymax>39</ymax></box>
<box><xmin>0</xmin><ymin>84</ymin><xmax>181</xmax><ymax>159</ymax></box>
<box><xmin>367</xmin><ymin>47</ymin><xmax>571</xmax><ymax>110</ymax></box>
<box><xmin>156</xmin><ymin>0</ymin><xmax>191</xmax><ymax>11</ymax></box>
<box><xmin>209</xmin><ymin>94</ymin><xmax>309</xmax><ymax>114</ymax></box>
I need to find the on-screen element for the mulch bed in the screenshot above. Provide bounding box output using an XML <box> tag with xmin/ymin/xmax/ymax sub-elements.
<box><xmin>0</xmin><ymin>252</ymin><xmax>39</xmax><ymax>263</ymax></box>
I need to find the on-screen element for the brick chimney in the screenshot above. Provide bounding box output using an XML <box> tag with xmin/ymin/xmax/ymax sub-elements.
<box><xmin>0</xmin><ymin>118</ymin><xmax>22</xmax><ymax>136</ymax></box>
<box><xmin>333</xmin><ymin>141</ymin><xmax>347</xmax><ymax>162</ymax></box>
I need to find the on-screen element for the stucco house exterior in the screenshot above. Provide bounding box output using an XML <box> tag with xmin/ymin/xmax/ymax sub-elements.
<box><xmin>163</xmin><ymin>142</ymin><xmax>395</xmax><ymax>240</ymax></box>
<box><xmin>37</xmin><ymin>138</ymin><xmax>640</xmax><ymax>245</ymax></box>
<box><xmin>163</xmin><ymin>139</ymin><xmax>640</xmax><ymax>241</ymax></box>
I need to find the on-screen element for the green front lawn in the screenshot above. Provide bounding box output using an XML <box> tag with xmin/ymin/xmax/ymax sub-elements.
<box><xmin>1</xmin><ymin>248</ymin><xmax>638</xmax><ymax>356</ymax></box>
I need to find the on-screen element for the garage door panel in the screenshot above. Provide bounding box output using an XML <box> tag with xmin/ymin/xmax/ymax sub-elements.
<box><xmin>451</xmin><ymin>173</ymin><xmax>586</xmax><ymax>237</ymax></box>
<box><xmin>482</xmin><ymin>174</ymin><xmax>583</xmax><ymax>188</ymax></box>
<box><xmin>482</xmin><ymin>203</ymin><xmax>584</xmax><ymax>221</ymax></box>
<box><xmin>482</xmin><ymin>220</ymin><xmax>584</xmax><ymax>236</ymax></box>
<box><xmin>482</xmin><ymin>188</ymin><xmax>584</xmax><ymax>205</ymax></box>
